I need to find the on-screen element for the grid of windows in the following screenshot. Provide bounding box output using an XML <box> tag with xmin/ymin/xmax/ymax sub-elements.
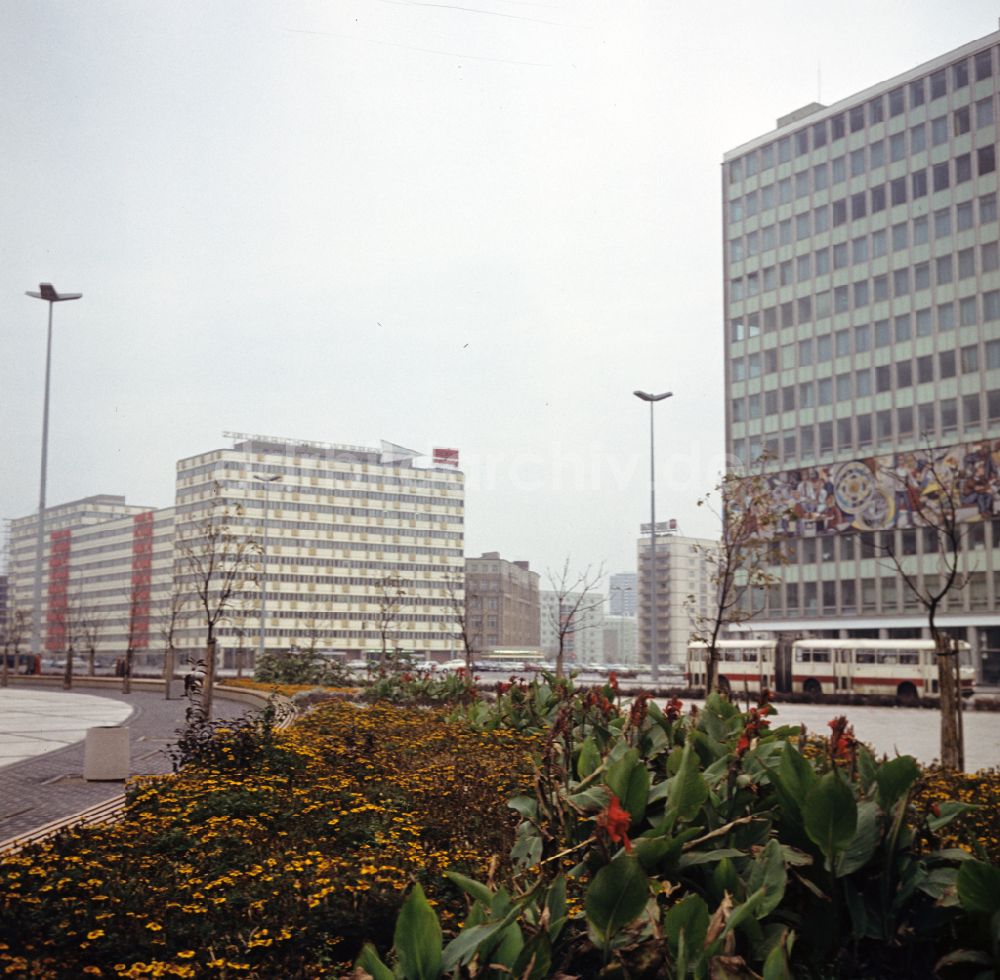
<box><xmin>723</xmin><ymin>36</ymin><xmax>1000</xmax><ymax>629</ymax></box>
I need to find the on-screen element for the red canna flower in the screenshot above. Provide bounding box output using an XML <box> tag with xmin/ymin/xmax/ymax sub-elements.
<box><xmin>664</xmin><ymin>696</ymin><xmax>684</xmax><ymax>721</ymax></box>
<box><xmin>827</xmin><ymin>716</ymin><xmax>856</xmax><ymax>765</ymax></box>
<box><xmin>597</xmin><ymin>792</ymin><xmax>633</xmax><ymax>853</ymax></box>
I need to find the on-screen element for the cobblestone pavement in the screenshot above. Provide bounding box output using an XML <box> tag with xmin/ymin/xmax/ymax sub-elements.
<box><xmin>0</xmin><ymin>686</ymin><xmax>251</xmax><ymax>842</ymax></box>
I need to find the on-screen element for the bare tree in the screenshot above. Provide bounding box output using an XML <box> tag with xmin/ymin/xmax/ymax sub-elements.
<box><xmin>372</xmin><ymin>571</ymin><xmax>408</xmax><ymax>665</ymax></box>
<box><xmin>74</xmin><ymin>600</ymin><xmax>105</xmax><ymax>678</ymax></box>
<box><xmin>157</xmin><ymin>585</ymin><xmax>189</xmax><ymax>700</ymax></box>
<box><xmin>1</xmin><ymin>607</ymin><xmax>31</xmax><ymax>688</ymax></box>
<box><xmin>878</xmin><ymin>443</ymin><xmax>971</xmax><ymax>770</ymax></box>
<box><xmin>442</xmin><ymin>574</ymin><xmax>477</xmax><ymax>671</ymax></box>
<box><xmin>546</xmin><ymin>560</ymin><xmax>605</xmax><ymax>678</ymax></box>
<box><xmin>119</xmin><ymin>576</ymin><xmax>152</xmax><ymax>695</ymax></box>
<box><xmin>690</xmin><ymin>456</ymin><xmax>784</xmax><ymax>696</ymax></box>
<box><xmin>177</xmin><ymin>483</ymin><xmax>259</xmax><ymax>719</ymax></box>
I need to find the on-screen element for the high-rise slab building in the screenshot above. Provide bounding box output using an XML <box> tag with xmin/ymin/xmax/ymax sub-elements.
<box><xmin>636</xmin><ymin>529</ymin><xmax>715</xmax><ymax>668</ymax></box>
<box><xmin>608</xmin><ymin>572</ymin><xmax>638</xmax><ymax>616</ymax></box>
<box><xmin>6</xmin><ymin>496</ymin><xmax>175</xmax><ymax>670</ymax></box>
<box><xmin>722</xmin><ymin>30</ymin><xmax>1000</xmax><ymax>681</ymax></box>
<box><xmin>172</xmin><ymin>434</ymin><xmax>465</xmax><ymax>667</ymax></box>
<box><xmin>5</xmin><ymin>434</ymin><xmax>465</xmax><ymax>670</ymax></box>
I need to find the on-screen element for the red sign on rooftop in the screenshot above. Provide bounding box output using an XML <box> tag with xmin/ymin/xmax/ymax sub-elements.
<box><xmin>433</xmin><ymin>448</ymin><xmax>459</xmax><ymax>467</ymax></box>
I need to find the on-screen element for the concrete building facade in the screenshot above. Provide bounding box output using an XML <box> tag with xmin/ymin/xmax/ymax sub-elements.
<box><xmin>722</xmin><ymin>29</ymin><xmax>1000</xmax><ymax>682</ymax></box>
<box><xmin>603</xmin><ymin>614</ymin><xmax>638</xmax><ymax>664</ymax></box>
<box><xmin>539</xmin><ymin>588</ymin><xmax>605</xmax><ymax>665</ymax></box>
<box><xmin>6</xmin><ymin>496</ymin><xmax>175</xmax><ymax>670</ymax></box>
<box><xmin>5</xmin><ymin>433</ymin><xmax>465</xmax><ymax>671</ymax></box>
<box><xmin>464</xmin><ymin>552</ymin><xmax>540</xmax><ymax>655</ymax></box>
<box><xmin>608</xmin><ymin>572</ymin><xmax>638</xmax><ymax>616</ymax></box>
<box><xmin>637</xmin><ymin>529</ymin><xmax>716</xmax><ymax>668</ymax></box>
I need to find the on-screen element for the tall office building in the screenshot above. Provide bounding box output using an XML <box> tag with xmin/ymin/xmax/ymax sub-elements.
<box><xmin>722</xmin><ymin>30</ymin><xmax>1000</xmax><ymax>680</ymax></box>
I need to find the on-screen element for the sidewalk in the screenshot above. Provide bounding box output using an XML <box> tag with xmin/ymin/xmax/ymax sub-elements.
<box><xmin>0</xmin><ymin>685</ymin><xmax>250</xmax><ymax>843</ymax></box>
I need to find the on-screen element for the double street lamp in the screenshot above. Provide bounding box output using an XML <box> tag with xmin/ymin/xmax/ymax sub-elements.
<box><xmin>253</xmin><ymin>474</ymin><xmax>282</xmax><ymax>662</ymax></box>
<box><xmin>26</xmin><ymin>284</ymin><xmax>82</xmax><ymax>659</ymax></box>
<box><xmin>634</xmin><ymin>389</ymin><xmax>672</xmax><ymax>684</ymax></box>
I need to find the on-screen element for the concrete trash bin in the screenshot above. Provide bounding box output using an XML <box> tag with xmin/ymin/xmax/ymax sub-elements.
<box><xmin>83</xmin><ymin>726</ymin><xmax>130</xmax><ymax>781</ymax></box>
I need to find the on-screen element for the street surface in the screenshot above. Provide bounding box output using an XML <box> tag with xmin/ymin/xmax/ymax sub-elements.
<box><xmin>742</xmin><ymin>700</ymin><xmax>1000</xmax><ymax>773</ymax></box>
<box><xmin>473</xmin><ymin>670</ymin><xmax>1000</xmax><ymax>772</ymax></box>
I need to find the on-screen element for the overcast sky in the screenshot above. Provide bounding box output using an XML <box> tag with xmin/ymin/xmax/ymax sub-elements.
<box><xmin>2</xmin><ymin>1</ymin><xmax>998</xmax><ymax>585</ymax></box>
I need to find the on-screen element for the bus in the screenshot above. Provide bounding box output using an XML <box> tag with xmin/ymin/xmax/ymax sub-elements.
<box><xmin>687</xmin><ymin>638</ymin><xmax>976</xmax><ymax>700</ymax></box>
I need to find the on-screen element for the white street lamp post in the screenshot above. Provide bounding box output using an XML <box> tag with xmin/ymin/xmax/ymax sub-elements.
<box><xmin>26</xmin><ymin>284</ymin><xmax>82</xmax><ymax>660</ymax></box>
<box><xmin>634</xmin><ymin>389</ymin><xmax>673</xmax><ymax>684</ymax></box>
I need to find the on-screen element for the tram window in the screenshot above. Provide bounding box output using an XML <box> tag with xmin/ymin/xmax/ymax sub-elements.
<box><xmin>856</xmin><ymin>652</ymin><xmax>876</xmax><ymax>664</ymax></box>
<box><xmin>899</xmin><ymin>653</ymin><xmax>918</xmax><ymax>664</ymax></box>
<box><xmin>795</xmin><ymin>649</ymin><xmax>809</xmax><ymax>662</ymax></box>
<box><xmin>812</xmin><ymin>650</ymin><xmax>831</xmax><ymax>663</ymax></box>
<box><xmin>877</xmin><ymin>653</ymin><xmax>898</xmax><ymax>665</ymax></box>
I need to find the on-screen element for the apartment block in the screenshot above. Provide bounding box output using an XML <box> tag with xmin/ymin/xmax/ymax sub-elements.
<box><xmin>6</xmin><ymin>496</ymin><xmax>175</xmax><ymax>669</ymax></box>
<box><xmin>637</xmin><ymin>529</ymin><xmax>716</xmax><ymax>668</ymax></box>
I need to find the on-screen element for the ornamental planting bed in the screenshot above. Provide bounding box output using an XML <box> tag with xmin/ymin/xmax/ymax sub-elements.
<box><xmin>1</xmin><ymin>676</ymin><xmax>998</xmax><ymax>978</ymax></box>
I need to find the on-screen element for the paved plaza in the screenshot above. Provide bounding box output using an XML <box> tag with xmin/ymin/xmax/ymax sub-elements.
<box><xmin>0</xmin><ymin>685</ymin><xmax>249</xmax><ymax>843</ymax></box>
<box><xmin>759</xmin><ymin>700</ymin><xmax>1000</xmax><ymax>772</ymax></box>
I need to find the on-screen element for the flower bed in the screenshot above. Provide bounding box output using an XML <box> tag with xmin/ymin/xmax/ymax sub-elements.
<box><xmin>3</xmin><ymin>677</ymin><xmax>999</xmax><ymax>979</ymax></box>
<box><xmin>0</xmin><ymin>701</ymin><xmax>536</xmax><ymax>978</ymax></box>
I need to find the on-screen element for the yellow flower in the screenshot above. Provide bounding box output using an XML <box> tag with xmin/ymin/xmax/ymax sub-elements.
<box><xmin>87</xmin><ymin>929</ymin><xmax>105</xmax><ymax>940</ymax></box>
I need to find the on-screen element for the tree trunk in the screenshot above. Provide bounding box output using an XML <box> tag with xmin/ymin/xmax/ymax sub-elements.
<box><xmin>936</xmin><ymin>637</ymin><xmax>962</xmax><ymax>770</ymax></box>
<box><xmin>63</xmin><ymin>648</ymin><xmax>73</xmax><ymax>691</ymax></box>
<box><xmin>706</xmin><ymin>647</ymin><xmax>719</xmax><ymax>697</ymax></box>
<box><xmin>164</xmin><ymin>646</ymin><xmax>174</xmax><ymax>700</ymax></box>
<box><xmin>202</xmin><ymin>638</ymin><xmax>217</xmax><ymax>721</ymax></box>
<box><xmin>121</xmin><ymin>647</ymin><xmax>132</xmax><ymax>695</ymax></box>
<box><xmin>953</xmin><ymin>647</ymin><xmax>965</xmax><ymax>770</ymax></box>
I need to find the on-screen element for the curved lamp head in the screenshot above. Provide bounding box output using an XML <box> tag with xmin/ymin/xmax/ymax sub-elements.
<box><xmin>633</xmin><ymin>390</ymin><xmax>673</xmax><ymax>402</ymax></box>
<box><xmin>26</xmin><ymin>283</ymin><xmax>82</xmax><ymax>302</ymax></box>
